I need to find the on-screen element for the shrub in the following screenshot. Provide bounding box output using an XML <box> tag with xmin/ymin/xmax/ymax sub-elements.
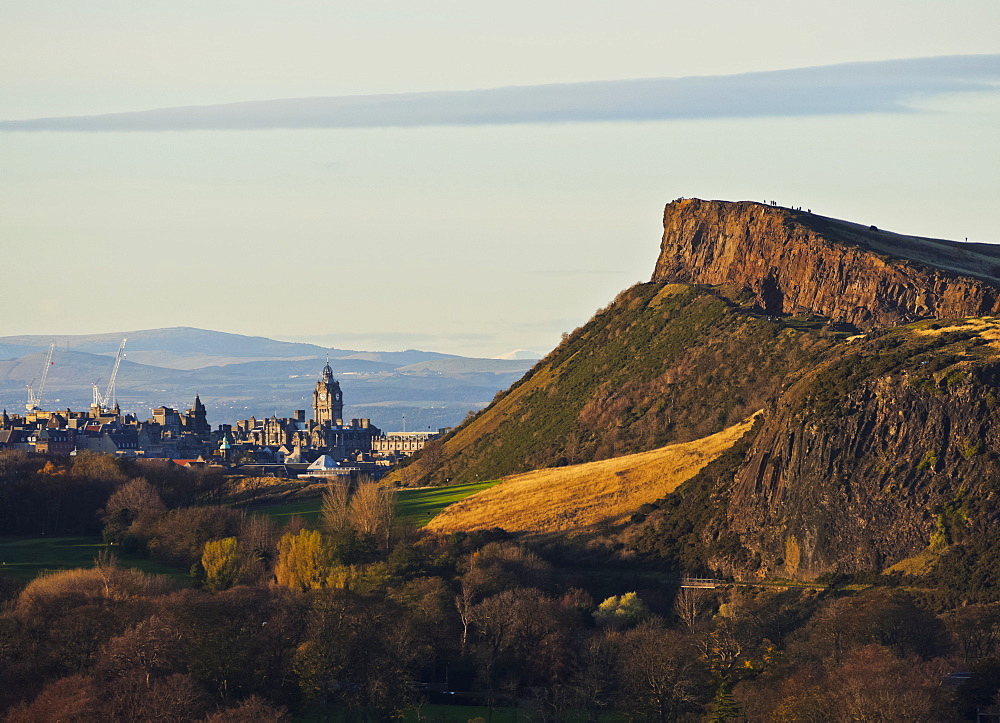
<box><xmin>594</xmin><ymin>592</ymin><xmax>649</xmax><ymax>629</ymax></box>
<box><xmin>201</xmin><ymin>537</ymin><xmax>241</xmax><ymax>592</ymax></box>
<box><xmin>16</xmin><ymin>564</ymin><xmax>175</xmax><ymax>614</ymax></box>
<box><xmin>274</xmin><ymin>529</ymin><xmax>338</xmax><ymax>591</ymax></box>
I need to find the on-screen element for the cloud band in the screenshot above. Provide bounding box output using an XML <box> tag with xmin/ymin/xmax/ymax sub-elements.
<box><xmin>2</xmin><ymin>55</ymin><xmax>997</xmax><ymax>132</ymax></box>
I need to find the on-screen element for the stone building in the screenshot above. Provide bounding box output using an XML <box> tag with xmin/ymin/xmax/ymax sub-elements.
<box><xmin>231</xmin><ymin>363</ymin><xmax>380</xmax><ymax>460</ymax></box>
<box><xmin>0</xmin><ymin>394</ymin><xmax>208</xmax><ymax>458</ymax></box>
<box><xmin>150</xmin><ymin>394</ymin><xmax>210</xmax><ymax>437</ymax></box>
<box><xmin>371</xmin><ymin>430</ymin><xmax>442</xmax><ymax>457</ymax></box>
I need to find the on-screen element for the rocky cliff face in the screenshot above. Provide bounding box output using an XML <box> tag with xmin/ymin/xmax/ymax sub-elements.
<box><xmin>721</xmin><ymin>323</ymin><xmax>1000</xmax><ymax>579</ymax></box>
<box><xmin>653</xmin><ymin>199</ymin><xmax>1000</xmax><ymax>329</ymax></box>
<box><xmin>622</xmin><ymin>319</ymin><xmax>1000</xmax><ymax>580</ymax></box>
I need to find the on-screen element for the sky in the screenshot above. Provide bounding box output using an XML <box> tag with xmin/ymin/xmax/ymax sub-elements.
<box><xmin>2</xmin><ymin>1</ymin><xmax>999</xmax><ymax>357</ymax></box>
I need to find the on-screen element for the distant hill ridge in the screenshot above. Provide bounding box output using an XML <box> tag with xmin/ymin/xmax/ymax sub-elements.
<box><xmin>0</xmin><ymin>327</ymin><xmax>464</xmax><ymax>367</ymax></box>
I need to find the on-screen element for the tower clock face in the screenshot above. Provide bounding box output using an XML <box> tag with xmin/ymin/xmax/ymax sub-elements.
<box><xmin>320</xmin><ymin>393</ymin><xmax>327</xmax><ymax>401</ymax></box>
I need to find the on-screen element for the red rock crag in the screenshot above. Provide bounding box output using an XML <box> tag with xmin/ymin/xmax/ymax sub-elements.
<box><xmin>653</xmin><ymin>199</ymin><xmax>1000</xmax><ymax>329</ymax></box>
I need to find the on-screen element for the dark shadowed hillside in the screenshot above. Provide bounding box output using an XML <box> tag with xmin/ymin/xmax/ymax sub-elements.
<box><xmin>622</xmin><ymin>319</ymin><xmax>1000</xmax><ymax>579</ymax></box>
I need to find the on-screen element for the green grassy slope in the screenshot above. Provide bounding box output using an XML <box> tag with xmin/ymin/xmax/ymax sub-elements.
<box><xmin>389</xmin><ymin>282</ymin><xmax>842</xmax><ymax>487</ymax></box>
<box><xmin>1</xmin><ymin>483</ymin><xmax>498</xmax><ymax>586</ymax></box>
<box><xmin>249</xmin><ymin>481</ymin><xmax>501</xmax><ymax>529</ymax></box>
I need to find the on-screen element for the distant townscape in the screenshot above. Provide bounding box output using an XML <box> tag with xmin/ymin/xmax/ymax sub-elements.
<box><xmin>0</xmin><ymin>361</ymin><xmax>445</xmax><ymax>480</ymax></box>
<box><xmin>0</xmin><ymin>327</ymin><xmax>538</xmax><ymax>435</ymax></box>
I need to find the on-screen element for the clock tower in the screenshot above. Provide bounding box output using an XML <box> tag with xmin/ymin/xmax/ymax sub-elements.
<box><xmin>313</xmin><ymin>362</ymin><xmax>343</xmax><ymax>426</ymax></box>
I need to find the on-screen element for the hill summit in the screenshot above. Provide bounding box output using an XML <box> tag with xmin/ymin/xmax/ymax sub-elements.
<box><xmin>654</xmin><ymin>198</ymin><xmax>1000</xmax><ymax>328</ymax></box>
<box><xmin>394</xmin><ymin>198</ymin><xmax>1000</xmax><ymax>584</ymax></box>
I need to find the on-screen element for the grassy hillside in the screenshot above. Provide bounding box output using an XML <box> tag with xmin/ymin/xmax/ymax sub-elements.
<box><xmin>427</xmin><ymin>414</ymin><xmax>758</xmax><ymax>536</ymax></box>
<box><xmin>389</xmin><ymin>282</ymin><xmax>841</xmax><ymax>487</ymax></box>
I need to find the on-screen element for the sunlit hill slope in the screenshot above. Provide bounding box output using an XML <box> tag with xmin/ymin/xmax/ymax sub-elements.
<box><xmin>427</xmin><ymin>414</ymin><xmax>759</xmax><ymax>536</ymax></box>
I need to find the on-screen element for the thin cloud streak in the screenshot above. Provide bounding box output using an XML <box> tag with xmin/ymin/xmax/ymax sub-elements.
<box><xmin>2</xmin><ymin>55</ymin><xmax>998</xmax><ymax>132</ymax></box>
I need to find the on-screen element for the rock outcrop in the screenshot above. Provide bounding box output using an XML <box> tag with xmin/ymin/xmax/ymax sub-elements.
<box><xmin>722</xmin><ymin>323</ymin><xmax>1000</xmax><ymax>579</ymax></box>
<box><xmin>653</xmin><ymin>199</ymin><xmax>1000</xmax><ymax>329</ymax></box>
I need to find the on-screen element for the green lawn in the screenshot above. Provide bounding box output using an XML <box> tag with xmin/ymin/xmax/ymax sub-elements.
<box><xmin>395</xmin><ymin>481</ymin><xmax>500</xmax><ymax>527</ymax></box>
<box><xmin>251</xmin><ymin>480</ymin><xmax>501</xmax><ymax>529</ymax></box>
<box><xmin>250</xmin><ymin>497</ymin><xmax>326</xmax><ymax>527</ymax></box>
<box><xmin>1</xmin><ymin>481</ymin><xmax>501</xmax><ymax>585</ymax></box>
<box><xmin>0</xmin><ymin>535</ymin><xmax>188</xmax><ymax>582</ymax></box>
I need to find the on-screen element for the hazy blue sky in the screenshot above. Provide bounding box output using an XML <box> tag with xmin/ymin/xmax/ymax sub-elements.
<box><xmin>2</xmin><ymin>1</ymin><xmax>998</xmax><ymax>357</ymax></box>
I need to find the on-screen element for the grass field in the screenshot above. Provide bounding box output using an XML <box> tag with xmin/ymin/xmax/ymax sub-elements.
<box><xmin>0</xmin><ymin>481</ymin><xmax>499</xmax><ymax>585</ymax></box>
<box><xmin>0</xmin><ymin>536</ymin><xmax>187</xmax><ymax>582</ymax></box>
<box><xmin>395</xmin><ymin>481</ymin><xmax>501</xmax><ymax>527</ymax></box>
<box><xmin>249</xmin><ymin>480</ymin><xmax>501</xmax><ymax>529</ymax></box>
<box><xmin>427</xmin><ymin>415</ymin><xmax>760</xmax><ymax>536</ymax></box>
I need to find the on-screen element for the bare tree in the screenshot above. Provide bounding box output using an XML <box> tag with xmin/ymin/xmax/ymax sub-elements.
<box><xmin>349</xmin><ymin>478</ymin><xmax>395</xmax><ymax>548</ymax></box>
<box><xmin>455</xmin><ymin>582</ymin><xmax>476</xmax><ymax>654</ymax></box>
<box><xmin>321</xmin><ymin>482</ymin><xmax>351</xmax><ymax>536</ymax></box>
<box><xmin>616</xmin><ymin>623</ymin><xmax>707</xmax><ymax>719</ymax></box>
<box><xmin>675</xmin><ymin>586</ymin><xmax>711</xmax><ymax>629</ymax></box>
<box><xmin>238</xmin><ymin>513</ymin><xmax>277</xmax><ymax>584</ymax></box>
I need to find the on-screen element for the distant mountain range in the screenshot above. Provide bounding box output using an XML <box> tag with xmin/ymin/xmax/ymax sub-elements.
<box><xmin>0</xmin><ymin>327</ymin><xmax>540</xmax><ymax>432</ymax></box>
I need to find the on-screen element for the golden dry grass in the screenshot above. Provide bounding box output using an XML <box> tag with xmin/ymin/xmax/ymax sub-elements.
<box><xmin>427</xmin><ymin>413</ymin><xmax>760</xmax><ymax>536</ymax></box>
<box><xmin>912</xmin><ymin>317</ymin><xmax>1000</xmax><ymax>348</ymax></box>
<box><xmin>883</xmin><ymin>546</ymin><xmax>943</xmax><ymax>576</ymax></box>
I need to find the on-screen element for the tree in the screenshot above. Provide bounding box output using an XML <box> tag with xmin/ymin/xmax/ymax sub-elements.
<box><xmin>237</xmin><ymin>514</ymin><xmax>277</xmax><ymax>584</ymax></box>
<box><xmin>943</xmin><ymin>603</ymin><xmax>1000</xmax><ymax>665</ymax></box>
<box><xmin>101</xmin><ymin>477</ymin><xmax>165</xmax><ymax>545</ymax></box>
<box><xmin>321</xmin><ymin>483</ymin><xmax>351</xmax><ymax>535</ymax></box>
<box><xmin>145</xmin><ymin>506</ymin><xmax>242</xmax><ymax>566</ymax></box>
<box><xmin>789</xmin><ymin>588</ymin><xmax>947</xmax><ymax>664</ymax></box>
<box><xmin>615</xmin><ymin>624</ymin><xmax>709</xmax><ymax>720</ymax></box>
<box><xmin>4</xmin><ymin>674</ymin><xmax>103</xmax><ymax>722</ymax></box>
<box><xmin>274</xmin><ymin>529</ymin><xmax>336</xmax><ymax>591</ymax></box>
<box><xmin>100</xmin><ymin>615</ymin><xmax>188</xmax><ymax>688</ymax></box>
<box><xmin>349</xmin><ymin>479</ymin><xmax>395</xmax><ymax>549</ymax></box>
<box><xmin>71</xmin><ymin>452</ymin><xmax>128</xmax><ymax>484</ymax></box>
<box><xmin>460</xmin><ymin>541</ymin><xmax>554</xmax><ymax>598</ymax></box>
<box><xmin>708</xmin><ymin>681</ymin><xmax>744</xmax><ymax>722</ymax></box>
<box><xmin>675</xmin><ymin>586</ymin><xmax>712</xmax><ymax>629</ymax></box>
<box><xmin>468</xmin><ymin>588</ymin><xmax>570</xmax><ymax>709</ymax></box>
<box><xmin>202</xmin><ymin>537</ymin><xmax>241</xmax><ymax>592</ymax></box>
<box><xmin>202</xmin><ymin>695</ymin><xmax>289</xmax><ymax>722</ymax></box>
<box><xmin>293</xmin><ymin>590</ymin><xmax>418</xmax><ymax>716</ymax></box>
<box><xmin>822</xmin><ymin>645</ymin><xmax>953</xmax><ymax>721</ymax></box>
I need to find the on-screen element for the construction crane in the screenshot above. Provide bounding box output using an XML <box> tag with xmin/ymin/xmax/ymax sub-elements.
<box><xmin>92</xmin><ymin>338</ymin><xmax>127</xmax><ymax>412</ymax></box>
<box><xmin>25</xmin><ymin>343</ymin><xmax>56</xmax><ymax>412</ymax></box>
